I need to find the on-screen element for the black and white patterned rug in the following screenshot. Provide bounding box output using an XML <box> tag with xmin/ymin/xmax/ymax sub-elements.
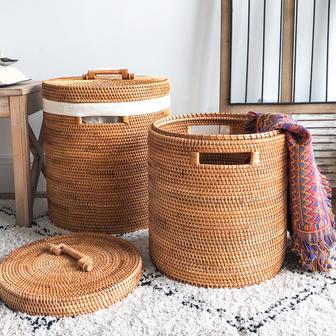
<box><xmin>0</xmin><ymin>199</ymin><xmax>335</xmax><ymax>336</ymax></box>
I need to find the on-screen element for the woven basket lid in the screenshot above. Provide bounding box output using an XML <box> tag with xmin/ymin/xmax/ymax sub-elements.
<box><xmin>0</xmin><ymin>233</ymin><xmax>142</xmax><ymax>317</ymax></box>
<box><xmin>43</xmin><ymin>68</ymin><xmax>170</xmax><ymax>103</ymax></box>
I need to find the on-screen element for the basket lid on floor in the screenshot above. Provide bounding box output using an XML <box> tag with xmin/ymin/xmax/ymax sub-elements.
<box><xmin>0</xmin><ymin>232</ymin><xmax>142</xmax><ymax>317</ymax></box>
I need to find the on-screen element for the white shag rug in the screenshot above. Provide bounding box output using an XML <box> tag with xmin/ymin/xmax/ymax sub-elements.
<box><xmin>0</xmin><ymin>199</ymin><xmax>335</xmax><ymax>336</ymax></box>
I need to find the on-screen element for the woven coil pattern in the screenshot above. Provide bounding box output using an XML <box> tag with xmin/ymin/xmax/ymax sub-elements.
<box><xmin>0</xmin><ymin>233</ymin><xmax>142</xmax><ymax>317</ymax></box>
<box><xmin>43</xmin><ymin>76</ymin><xmax>170</xmax><ymax>103</ymax></box>
<box><xmin>44</xmin><ymin>109</ymin><xmax>169</xmax><ymax>232</ymax></box>
<box><xmin>148</xmin><ymin>113</ymin><xmax>288</xmax><ymax>288</ymax></box>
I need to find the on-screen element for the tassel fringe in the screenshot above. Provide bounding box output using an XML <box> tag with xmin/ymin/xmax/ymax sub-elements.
<box><xmin>291</xmin><ymin>229</ymin><xmax>336</xmax><ymax>271</ymax></box>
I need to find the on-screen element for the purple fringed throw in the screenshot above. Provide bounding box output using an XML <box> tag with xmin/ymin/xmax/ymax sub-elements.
<box><xmin>246</xmin><ymin>112</ymin><xmax>335</xmax><ymax>271</ymax></box>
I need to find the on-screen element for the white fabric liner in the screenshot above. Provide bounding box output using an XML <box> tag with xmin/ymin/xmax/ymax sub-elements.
<box><xmin>43</xmin><ymin>95</ymin><xmax>171</xmax><ymax>117</ymax></box>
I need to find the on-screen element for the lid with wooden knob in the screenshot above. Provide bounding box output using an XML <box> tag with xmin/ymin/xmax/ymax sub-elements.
<box><xmin>0</xmin><ymin>233</ymin><xmax>142</xmax><ymax>317</ymax></box>
<box><xmin>42</xmin><ymin>68</ymin><xmax>170</xmax><ymax>104</ymax></box>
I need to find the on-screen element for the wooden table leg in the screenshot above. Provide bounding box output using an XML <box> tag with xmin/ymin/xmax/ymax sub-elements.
<box><xmin>9</xmin><ymin>95</ymin><xmax>33</xmax><ymax>226</ymax></box>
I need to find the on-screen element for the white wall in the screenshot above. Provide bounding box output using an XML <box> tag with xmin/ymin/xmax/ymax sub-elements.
<box><xmin>0</xmin><ymin>0</ymin><xmax>221</xmax><ymax>193</ymax></box>
<box><xmin>1</xmin><ymin>0</ymin><xmax>335</xmax><ymax>193</ymax></box>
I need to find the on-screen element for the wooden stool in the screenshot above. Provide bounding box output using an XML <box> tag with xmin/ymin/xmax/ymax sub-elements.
<box><xmin>0</xmin><ymin>81</ymin><xmax>44</xmax><ymax>227</ymax></box>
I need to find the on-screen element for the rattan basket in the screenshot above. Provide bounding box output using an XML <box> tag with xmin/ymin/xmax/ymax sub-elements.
<box><xmin>43</xmin><ymin>69</ymin><xmax>170</xmax><ymax>233</ymax></box>
<box><xmin>148</xmin><ymin>113</ymin><xmax>288</xmax><ymax>288</ymax></box>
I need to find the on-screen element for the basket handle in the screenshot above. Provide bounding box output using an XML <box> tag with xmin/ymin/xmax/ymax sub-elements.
<box><xmin>190</xmin><ymin>150</ymin><xmax>260</xmax><ymax>165</ymax></box>
<box><xmin>49</xmin><ymin>243</ymin><xmax>93</xmax><ymax>272</ymax></box>
<box><xmin>82</xmin><ymin>69</ymin><xmax>135</xmax><ymax>80</ymax></box>
<box><xmin>78</xmin><ymin>110</ymin><xmax>170</xmax><ymax>125</ymax></box>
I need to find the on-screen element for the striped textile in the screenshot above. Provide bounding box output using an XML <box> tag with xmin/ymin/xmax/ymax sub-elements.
<box><xmin>247</xmin><ymin>112</ymin><xmax>335</xmax><ymax>271</ymax></box>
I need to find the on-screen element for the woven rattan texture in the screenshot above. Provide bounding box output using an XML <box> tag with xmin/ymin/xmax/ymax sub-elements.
<box><xmin>44</xmin><ymin>109</ymin><xmax>169</xmax><ymax>233</ymax></box>
<box><xmin>43</xmin><ymin>76</ymin><xmax>170</xmax><ymax>103</ymax></box>
<box><xmin>148</xmin><ymin>113</ymin><xmax>288</xmax><ymax>288</ymax></box>
<box><xmin>0</xmin><ymin>233</ymin><xmax>142</xmax><ymax>317</ymax></box>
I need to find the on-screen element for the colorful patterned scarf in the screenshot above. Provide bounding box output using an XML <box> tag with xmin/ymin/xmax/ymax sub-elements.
<box><xmin>246</xmin><ymin>112</ymin><xmax>335</xmax><ymax>271</ymax></box>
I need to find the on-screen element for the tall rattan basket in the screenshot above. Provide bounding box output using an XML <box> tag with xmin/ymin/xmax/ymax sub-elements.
<box><xmin>43</xmin><ymin>69</ymin><xmax>170</xmax><ymax>233</ymax></box>
<box><xmin>148</xmin><ymin>113</ymin><xmax>288</xmax><ymax>288</ymax></box>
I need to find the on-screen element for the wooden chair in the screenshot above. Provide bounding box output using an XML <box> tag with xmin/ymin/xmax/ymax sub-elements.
<box><xmin>0</xmin><ymin>81</ymin><xmax>45</xmax><ymax>226</ymax></box>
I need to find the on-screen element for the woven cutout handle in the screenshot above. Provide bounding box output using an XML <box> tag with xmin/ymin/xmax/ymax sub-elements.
<box><xmin>49</xmin><ymin>243</ymin><xmax>93</xmax><ymax>272</ymax></box>
<box><xmin>191</xmin><ymin>150</ymin><xmax>260</xmax><ymax>166</ymax></box>
<box><xmin>79</xmin><ymin>110</ymin><xmax>170</xmax><ymax>125</ymax></box>
<box><xmin>82</xmin><ymin>69</ymin><xmax>135</xmax><ymax>80</ymax></box>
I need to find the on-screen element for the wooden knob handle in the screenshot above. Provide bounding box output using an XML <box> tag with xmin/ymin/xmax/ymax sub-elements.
<box><xmin>82</xmin><ymin>69</ymin><xmax>134</xmax><ymax>80</ymax></box>
<box><xmin>49</xmin><ymin>243</ymin><xmax>93</xmax><ymax>272</ymax></box>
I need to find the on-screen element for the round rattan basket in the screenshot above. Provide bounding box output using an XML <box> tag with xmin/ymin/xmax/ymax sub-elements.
<box><xmin>148</xmin><ymin>113</ymin><xmax>288</xmax><ymax>288</ymax></box>
<box><xmin>42</xmin><ymin>69</ymin><xmax>170</xmax><ymax>233</ymax></box>
<box><xmin>0</xmin><ymin>233</ymin><xmax>142</xmax><ymax>317</ymax></box>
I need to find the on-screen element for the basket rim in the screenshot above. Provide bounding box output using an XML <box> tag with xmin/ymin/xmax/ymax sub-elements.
<box><xmin>43</xmin><ymin>75</ymin><xmax>169</xmax><ymax>88</ymax></box>
<box><xmin>42</xmin><ymin>75</ymin><xmax>170</xmax><ymax>103</ymax></box>
<box><xmin>150</xmin><ymin>112</ymin><xmax>281</xmax><ymax>141</ymax></box>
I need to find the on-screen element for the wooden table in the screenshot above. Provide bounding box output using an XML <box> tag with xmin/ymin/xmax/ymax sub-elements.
<box><xmin>0</xmin><ymin>81</ymin><xmax>44</xmax><ymax>227</ymax></box>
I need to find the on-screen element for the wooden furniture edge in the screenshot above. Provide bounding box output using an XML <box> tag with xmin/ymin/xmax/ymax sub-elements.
<box><xmin>220</xmin><ymin>0</ymin><xmax>231</xmax><ymax>113</ymax></box>
<box><xmin>224</xmin><ymin>103</ymin><xmax>336</xmax><ymax>114</ymax></box>
<box><xmin>0</xmin><ymin>81</ymin><xmax>42</xmax><ymax>97</ymax></box>
<box><xmin>0</xmin><ymin>96</ymin><xmax>9</xmax><ymax>117</ymax></box>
